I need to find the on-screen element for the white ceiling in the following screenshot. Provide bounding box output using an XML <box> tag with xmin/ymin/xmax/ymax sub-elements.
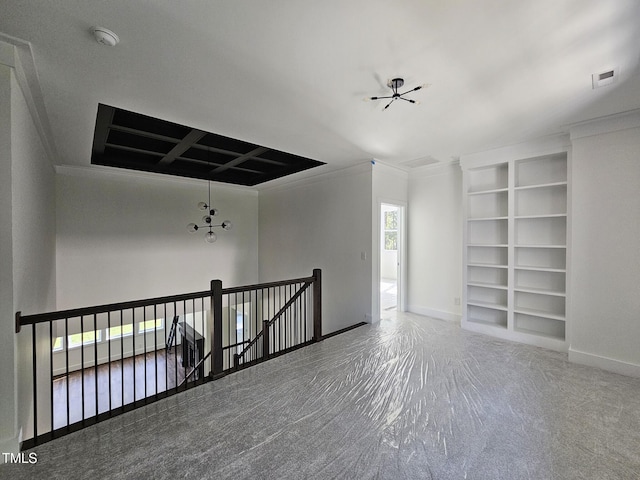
<box><xmin>2</xmin><ymin>0</ymin><xmax>640</xmax><ymax>182</ymax></box>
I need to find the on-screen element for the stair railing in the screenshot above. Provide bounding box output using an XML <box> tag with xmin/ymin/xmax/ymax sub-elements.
<box><xmin>15</xmin><ymin>269</ymin><xmax>321</xmax><ymax>449</ymax></box>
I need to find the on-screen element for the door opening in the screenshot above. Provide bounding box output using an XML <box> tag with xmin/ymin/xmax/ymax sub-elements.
<box><xmin>380</xmin><ymin>203</ymin><xmax>402</xmax><ymax>314</ymax></box>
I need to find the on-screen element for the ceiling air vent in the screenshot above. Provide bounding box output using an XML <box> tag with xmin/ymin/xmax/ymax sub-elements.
<box><xmin>401</xmin><ymin>156</ymin><xmax>439</xmax><ymax>168</ymax></box>
<box><xmin>592</xmin><ymin>68</ymin><xmax>618</xmax><ymax>89</ymax></box>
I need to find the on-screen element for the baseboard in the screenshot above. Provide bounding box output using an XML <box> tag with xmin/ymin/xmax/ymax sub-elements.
<box><xmin>569</xmin><ymin>347</ymin><xmax>640</xmax><ymax>378</ymax></box>
<box><xmin>0</xmin><ymin>434</ymin><xmax>20</xmax><ymax>461</ymax></box>
<box><xmin>322</xmin><ymin>322</ymin><xmax>367</xmax><ymax>340</ymax></box>
<box><xmin>407</xmin><ymin>305</ymin><xmax>461</xmax><ymax>324</ymax></box>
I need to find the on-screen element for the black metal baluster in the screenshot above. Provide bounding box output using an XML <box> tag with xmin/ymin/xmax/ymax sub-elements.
<box><xmin>32</xmin><ymin>324</ymin><xmax>37</xmax><ymax>442</ymax></box>
<box><xmin>258</xmin><ymin>288</ymin><xmax>263</xmax><ymax>362</ymax></box>
<box><xmin>119</xmin><ymin>310</ymin><xmax>124</xmax><ymax>409</ymax></box>
<box><xmin>163</xmin><ymin>303</ymin><xmax>168</xmax><ymax>395</ymax></box>
<box><xmin>298</xmin><ymin>284</ymin><xmax>303</xmax><ymax>345</ymax></box>
<box><xmin>200</xmin><ymin>297</ymin><xmax>205</xmax><ymax>377</ymax></box>
<box><xmin>252</xmin><ymin>289</ymin><xmax>257</xmax><ymax>361</ymax></box>
<box><xmin>288</xmin><ymin>283</ymin><xmax>292</xmax><ymax>349</ymax></box>
<box><xmin>193</xmin><ymin>298</ymin><xmax>198</xmax><ymax>379</ymax></box>
<box><xmin>269</xmin><ymin>287</ymin><xmax>274</xmax><ymax>358</ymax></box>
<box><xmin>132</xmin><ymin>308</ymin><xmax>136</xmax><ymax>403</ymax></box>
<box><xmin>65</xmin><ymin>317</ymin><xmax>69</xmax><ymax>431</ymax></box>
<box><xmin>182</xmin><ymin>300</ymin><xmax>187</xmax><ymax>388</ymax></box>
<box><xmin>173</xmin><ymin>302</ymin><xmax>178</xmax><ymax>392</ymax></box>
<box><xmin>154</xmin><ymin>304</ymin><xmax>158</xmax><ymax>398</ymax></box>
<box><xmin>242</xmin><ymin>290</ymin><xmax>246</xmax><ymax>367</ymax></box>
<box><xmin>227</xmin><ymin>292</ymin><xmax>238</xmax><ymax>368</ymax></box>
<box><xmin>93</xmin><ymin>314</ymin><xmax>98</xmax><ymax>420</ymax></box>
<box><xmin>143</xmin><ymin>306</ymin><xmax>147</xmax><ymax>401</ymax></box>
<box><xmin>277</xmin><ymin>285</ymin><xmax>281</xmax><ymax>354</ymax></box>
<box><xmin>295</xmin><ymin>284</ymin><xmax>298</xmax><ymax>345</ymax></box>
<box><xmin>80</xmin><ymin>316</ymin><xmax>85</xmax><ymax>423</ymax></box>
<box><xmin>49</xmin><ymin>321</ymin><xmax>54</xmax><ymax>435</ymax></box>
<box><xmin>201</xmin><ymin>297</ymin><xmax>205</xmax><ymax>377</ymax></box>
<box><xmin>107</xmin><ymin>312</ymin><xmax>112</xmax><ymax>415</ymax></box>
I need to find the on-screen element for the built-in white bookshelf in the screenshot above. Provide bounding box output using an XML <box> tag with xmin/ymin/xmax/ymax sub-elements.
<box><xmin>461</xmin><ymin>148</ymin><xmax>569</xmax><ymax>351</ymax></box>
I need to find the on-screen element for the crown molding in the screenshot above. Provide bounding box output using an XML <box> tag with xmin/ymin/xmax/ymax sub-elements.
<box><xmin>0</xmin><ymin>34</ymin><xmax>60</xmax><ymax>166</ymax></box>
<box><xmin>257</xmin><ymin>161</ymin><xmax>371</xmax><ymax>193</ymax></box>
<box><xmin>55</xmin><ymin>164</ymin><xmax>259</xmax><ymax>195</ymax></box>
<box><xmin>569</xmin><ymin>109</ymin><xmax>640</xmax><ymax>141</ymax></box>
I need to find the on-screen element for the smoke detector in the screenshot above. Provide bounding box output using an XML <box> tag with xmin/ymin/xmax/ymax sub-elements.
<box><xmin>92</xmin><ymin>26</ymin><xmax>119</xmax><ymax>47</ymax></box>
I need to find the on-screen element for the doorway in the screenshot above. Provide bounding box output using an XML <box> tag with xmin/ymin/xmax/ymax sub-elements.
<box><xmin>380</xmin><ymin>203</ymin><xmax>404</xmax><ymax>314</ymax></box>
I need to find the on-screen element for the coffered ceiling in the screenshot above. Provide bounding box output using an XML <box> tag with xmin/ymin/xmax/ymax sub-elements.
<box><xmin>1</xmin><ymin>1</ymin><xmax>639</xmax><ymax>186</ymax></box>
<box><xmin>92</xmin><ymin>104</ymin><xmax>325</xmax><ymax>185</ymax></box>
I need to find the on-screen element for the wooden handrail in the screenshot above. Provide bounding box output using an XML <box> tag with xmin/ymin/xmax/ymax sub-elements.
<box><xmin>221</xmin><ymin>275</ymin><xmax>314</xmax><ymax>295</ymax></box>
<box><xmin>16</xmin><ymin>275</ymin><xmax>316</xmax><ymax>330</ymax></box>
<box><xmin>16</xmin><ymin>290</ymin><xmax>210</xmax><ymax>329</ymax></box>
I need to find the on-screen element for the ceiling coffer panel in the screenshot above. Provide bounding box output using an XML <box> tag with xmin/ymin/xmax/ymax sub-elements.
<box><xmin>92</xmin><ymin>104</ymin><xmax>325</xmax><ymax>185</ymax></box>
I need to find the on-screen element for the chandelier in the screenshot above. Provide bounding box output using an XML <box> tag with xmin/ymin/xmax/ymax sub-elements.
<box><xmin>187</xmin><ymin>166</ymin><xmax>232</xmax><ymax>243</ymax></box>
<box><xmin>368</xmin><ymin>78</ymin><xmax>427</xmax><ymax>110</ymax></box>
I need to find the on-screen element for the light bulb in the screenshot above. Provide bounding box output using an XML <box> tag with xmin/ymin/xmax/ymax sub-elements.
<box><xmin>209</xmin><ymin>208</ymin><xmax>219</xmax><ymax>216</ymax></box>
<box><xmin>203</xmin><ymin>215</ymin><xmax>212</xmax><ymax>224</ymax></box>
<box><xmin>205</xmin><ymin>231</ymin><xmax>217</xmax><ymax>243</ymax></box>
<box><xmin>198</xmin><ymin>202</ymin><xmax>208</xmax><ymax>211</ymax></box>
<box><xmin>222</xmin><ymin>220</ymin><xmax>233</xmax><ymax>231</ymax></box>
<box><xmin>187</xmin><ymin>223</ymin><xmax>198</xmax><ymax>233</ymax></box>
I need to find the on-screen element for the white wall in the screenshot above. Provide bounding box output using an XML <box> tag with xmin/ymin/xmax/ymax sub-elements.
<box><xmin>258</xmin><ymin>164</ymin><xmax>373</xmax><ymax>334</ymax></box>
<box><xmin>0</xmin><ymin>62</ymin><xmax>16</xmax><ymax>456</ymax></box>
<box><xmin>56</xmin><ymin>169</ymin><xmax>259</xmax><ymax>309</ymax></box>
<box><xmin>568</xmin><ymin>113</ymin><xmax>640</xmax><ymax>376</ymax></box>
<box><xmin>407</xmin><ymin>163</ymin><xmax>463</xmax><ymax>322</ymax></box>
<box><xmin>0</xmin><ymin>61</ymin><xmax>57</xmax><ymax>453</ymax></box>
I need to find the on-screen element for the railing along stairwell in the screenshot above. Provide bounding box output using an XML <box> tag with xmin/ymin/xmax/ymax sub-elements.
<box><xmin>15</xmin><ymin>269</ymin><xmax>322</xmax><ymax>449</ymax></box>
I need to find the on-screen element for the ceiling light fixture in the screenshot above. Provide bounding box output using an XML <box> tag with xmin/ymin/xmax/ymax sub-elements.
<box><xmin>187</xmin><ymin>148</ymin><xmax>232</xmax><ymax>243</ymax></box>
<box><xmin>92</xmin><ymin>26</ymin><xmax>120</xmax><ymax>47</ymax></box>
<box><xmin>368</xmin><ymin>78</ymin><xmax>428</xmax><ymax>110</ymax></box>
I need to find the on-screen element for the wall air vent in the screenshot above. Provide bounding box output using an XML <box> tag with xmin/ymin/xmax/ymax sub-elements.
<box><xmin>592</xmin><ymin>68</ymin><xmax>618</xmax><ymax>89</ymax></box>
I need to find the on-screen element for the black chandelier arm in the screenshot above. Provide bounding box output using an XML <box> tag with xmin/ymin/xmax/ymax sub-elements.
<box><xmin>399</xmin><ymin>97</ymin><xmax>417</xmax><ymax>104</ymax></box>
<box><xmin>398</xmin><ymin>85</ymin><xmax>424</xmax><ymax>97</ymax></box>
<box><xmin>383</xmin><ymin>99</ymin><xmax>395</xmax><ymax>110</ymax></box>
<box><xmin>370</xmin><ymin>95</ymin><xmax>395</xmax><ymax>100</ymax></box>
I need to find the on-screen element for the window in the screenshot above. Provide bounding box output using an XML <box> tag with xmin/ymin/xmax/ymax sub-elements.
<box><xmin>52</xmin><ymin>336</ymin><xmax>64</xmax><ymax>352</ymax></box>
<box><xmin>138</xmin><ymin>318</ymin><xmax>164</xmax><ymax>334</ymax></box>
<box><xmin>237</xmin><ymin>312</ymin><xmax>244</xmax><ymax>345</ymax></box>
<box><xmin>106</xmin><ymin>324</ymin><xmax>134</xmax><ymax>340</ymax></box>
<box><xmin>67</xmin><ymin>330</ymin><xmax>102</xmax><ymax>349</ymax></box>
<box><xmin>384</xmin><ymin>210</ymin><xmax>398</xmax><ymax>251</ymax></box>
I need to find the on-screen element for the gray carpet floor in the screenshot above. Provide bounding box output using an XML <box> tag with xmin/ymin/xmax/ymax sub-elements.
<box><xmin>2</xmin><ymin>312</ymin><xmax>640</xmax><ymax>479</ymax></box>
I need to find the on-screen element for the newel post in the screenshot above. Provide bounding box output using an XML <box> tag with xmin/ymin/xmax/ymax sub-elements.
<box><xmin>313</xmin><ymin>268</ymin><xmax>322</xmax><ymax>342</ymax></box>
<box><xmin>211</xmin><ymin>279</ymin><xmax>223</xmax><ymax>378</ymax></box>
<box><xmin>262</xmin><ymin>320</ymin><xmax>270</xmax><ymax>360</ymax></box>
